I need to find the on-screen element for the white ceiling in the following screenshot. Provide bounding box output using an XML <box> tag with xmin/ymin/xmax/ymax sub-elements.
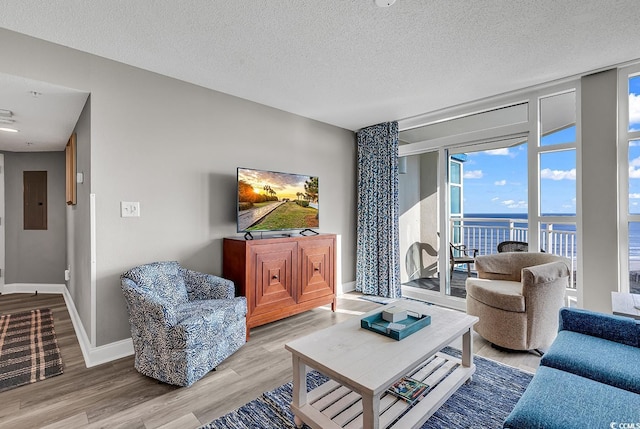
<box><xmin>0</xmin><ymin>74</ymin><xmax>89</xmax><ymax>152</ymax></box>
<box><xmin>1</xmin><ymin>0</ymin><xmax>640</xmax><ymax>139</ymax></box>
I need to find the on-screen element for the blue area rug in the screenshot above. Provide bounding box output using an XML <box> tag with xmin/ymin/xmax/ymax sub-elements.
<box><xmin>358</xmin><ymin>295</ymin><xmax>428</xmax><ymax>306</ymax></box>
<box><xmin>359</xmin><ymin>295</ymin><xmax>399</xmax><ymax>305</ymax></box>
<box><xmin>200</xmin><ymin>348</ymin><xmax>533</xmax><ymax>429</ymax></box>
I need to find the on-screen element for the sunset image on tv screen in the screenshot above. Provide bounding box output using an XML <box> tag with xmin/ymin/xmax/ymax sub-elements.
<box><xmin>237</xmin><ymin>168</ymin><xmax>319</xmax><ymax>232</ymax></box>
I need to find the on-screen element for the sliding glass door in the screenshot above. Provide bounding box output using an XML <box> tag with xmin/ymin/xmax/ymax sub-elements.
<box><xmin>447</xmin><ymin>138</ymin><xmax>528</xmax><ymax>298</ymax></box>
<box><xmin>398</xmin><ymin>137</ymin><xmax>529</xmax><ymax>309</ymax></box>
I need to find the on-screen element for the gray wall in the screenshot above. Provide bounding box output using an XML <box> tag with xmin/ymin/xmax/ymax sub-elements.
<box><xmin>67</xmin><ymin>96</ymin><xmax>92</xmax><ymax>333</ymax></box>
<box><xmin>398</xmin><ymin>152</ymin><xmax>439</xmax><ymax>283</ymax></box>
<box><xmin>399</xmin><ymin>155</ymin><xmax>422</xmax><ymax>282</ymax></box>
<box><xmin>419</xmin><ymin>152</ymin><xmax>439</xmax><ymax>277</ymax></box>
<box><xmin>3</xmin><ymin>151</ymin><xmax>66</xmax><ymax>284</ymax></box>
<box><xmin>580</xmin><ymin>69</ymin><xmax>619</xmax><ymax>313</ymax></box>
<box><xmin>1</xmin><ymin>28</ymin><xmax>357</xmax><ymax>347</ymax></box>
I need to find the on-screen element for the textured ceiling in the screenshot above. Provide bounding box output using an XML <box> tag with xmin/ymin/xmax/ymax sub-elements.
<box><xmin>1</xmin><ymin>1</ymin><xmax>640</xmax><ymax>132</ymax></box>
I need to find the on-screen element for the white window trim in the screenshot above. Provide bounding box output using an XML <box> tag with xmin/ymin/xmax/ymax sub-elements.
<box><xmin>618</xmin><ymin>64</ymin><xmax>640</xmax><ymax>293</ymax></box>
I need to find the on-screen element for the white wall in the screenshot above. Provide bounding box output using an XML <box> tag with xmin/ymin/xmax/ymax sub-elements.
<box><xmin>1</xmin><ymin>28</ymin><xmax>357</xmax><ymax>347</ymax></box>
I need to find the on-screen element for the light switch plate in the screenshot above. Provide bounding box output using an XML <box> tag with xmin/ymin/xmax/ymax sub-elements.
<box><xmin>121</xmin><ymin>201</ymin><xmax>140</xmax><ymax>217</ymax></box>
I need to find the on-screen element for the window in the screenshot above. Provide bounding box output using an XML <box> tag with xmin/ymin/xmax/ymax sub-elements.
<box><xmin>539</xmin><ymin>149</ymin><xmax>576</xmax><ymax>215</ymax></box>
<box><xmin>449</xmin><ymin>158</ymin><xmax>462</xmax><ymax>217</ymax></box>
<box><xmin>625</xmin><ymin>73</ymin><xmax>640</xmax><ymax>293</ymax></box>
<box><xmin>398</xmin><ymin>84</ymin><xmax>579</xmax><ymax>309</ymax></box>
<box><xmin>538</xmin><ymin>91</ymin><xmax>577</xmax><ymax>288</ymax></box>
<box><xmin>629</xmin><ymin>140</ymin><xmax>640</xmax><ymax>215</ymax></box>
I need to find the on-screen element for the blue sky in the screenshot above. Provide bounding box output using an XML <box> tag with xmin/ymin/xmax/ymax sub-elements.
<box><xmin>461</xmin><ymin>76</ymin><xmax>640</xmax><ymax>215</ymax></box>
<box><xmin>628</xmin><ymin>75</ymin><xmax>640</xmax><ymax>214</ymax></box>
<box><xmin>461</xmin><ymin>128</ymin><xmax>576</xmax><ymax>214</ymax></box>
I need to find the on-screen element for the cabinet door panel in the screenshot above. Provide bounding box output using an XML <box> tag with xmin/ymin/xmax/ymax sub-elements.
<box><xmin>298</xmin><ymin>238</ymin><xmax>334</xmax><ymax>302</ymax></box>
<box><xmin>251</xmin><ymin>242</ymin><xmax>297</xmax><ymax>315</ymax></box>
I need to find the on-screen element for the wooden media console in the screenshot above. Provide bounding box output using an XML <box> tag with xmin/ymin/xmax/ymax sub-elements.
<box><xmin>223</xmin><ymin>234</ymin><xmax>337</xmax><ymax>338</ymax></box>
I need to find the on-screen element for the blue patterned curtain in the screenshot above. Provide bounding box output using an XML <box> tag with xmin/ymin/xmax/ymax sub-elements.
<box><xmin>356</xmin><ymin>122</ymin><xmax>401</xmax><ymax>298</ymax></box>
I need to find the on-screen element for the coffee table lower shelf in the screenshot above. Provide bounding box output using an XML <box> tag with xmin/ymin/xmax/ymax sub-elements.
<box><xmin>292</xmin><ymin>352</ymin><xmax>475</xmax><ymax>429</ymax></box>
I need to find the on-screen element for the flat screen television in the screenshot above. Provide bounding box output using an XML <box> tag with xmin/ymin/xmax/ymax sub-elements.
<box><xmin>237</xmin><ymin>167</ymin><xmax>319</xmax><ymax>233</ymax></box>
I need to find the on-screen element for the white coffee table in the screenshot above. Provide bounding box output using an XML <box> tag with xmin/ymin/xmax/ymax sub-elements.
<box><xmin>285</xmin><ymin>300</ymin><xmax>478</xmax><ymax>429</ymax></box>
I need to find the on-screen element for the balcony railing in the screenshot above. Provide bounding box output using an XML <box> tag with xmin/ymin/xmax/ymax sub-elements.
<box><xmin>450</xmin><ymin>216</ymin><xmax>577</xmax><ymax>288</ymax></box>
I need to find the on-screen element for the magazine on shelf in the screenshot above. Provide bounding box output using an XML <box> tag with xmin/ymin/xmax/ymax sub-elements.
<box><xmin>386</xmin><ymin>376</ymin><xmax>430</xmax><ymax>403</ymax></box>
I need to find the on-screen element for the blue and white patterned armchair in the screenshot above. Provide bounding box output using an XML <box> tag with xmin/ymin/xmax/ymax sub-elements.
<box><xmin>121</xmin><ymin>261</ymin><xmax>247</xmax><ymax>387</ymax></box>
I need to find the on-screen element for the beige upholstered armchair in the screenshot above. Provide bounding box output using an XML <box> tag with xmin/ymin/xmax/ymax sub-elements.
<box><xmin>465</xmin><ymin>252</ymin><xmax>570</xmax><ymax>354</ymax></box>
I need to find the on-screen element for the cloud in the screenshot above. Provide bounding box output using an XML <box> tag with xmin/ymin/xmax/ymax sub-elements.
<box><xmin>630</xmin><ymin>193</ymin><xmax>640</xmax><ymax>199</ymax></box>
<box><xmin>540</xmin><ymin>168</ymin><xmax>576</xmax><ymax>180</ymax></box>
<box><xmin>484</xmin><ymin>148</ymin><xmax>510</xmax><ymax>156</ymax></box>
<box><xmin>630</xmin><ymin>166</ymin><xmax>640</xmax><ymax>179</ymax></box>
<box><xmin>630</xmin><ymin>93</ymin><xmax>640</xmax><ymax>126</ymax></box>
<box><xmin>629</xmin><ymin>157</ymin><xmax>640</xmax><ymax>178</ymax></box>
<box><xmin>491</xmin><ymin>197</ymin><xmax>500</xmax><ymax>201</ymax></box>
<box><xmin>494</xmin><ymin>180</ymin><xmax>507</xmax><ymax>186</ymax></box>
<box><xmin>464</xmin><ymin>170</ymin><xmax>483</xmax><ymax>179</ymax></box>
<box><xmin>502</xmin><ymin>199</ymin><xmax>527</xmax><ymax>209</ymax></box>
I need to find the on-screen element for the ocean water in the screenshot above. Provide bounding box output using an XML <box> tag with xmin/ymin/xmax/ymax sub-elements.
<box><xmin>460</xmin><ymin>213</ymin><xmax>640</xmax><ymax>261</ymax></box>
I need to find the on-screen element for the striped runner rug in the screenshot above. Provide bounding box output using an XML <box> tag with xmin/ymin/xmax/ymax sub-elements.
<box><xmin>0</xmin><ymin>308</ymin><xmax>64</xmax><ymax>392</ymax></box>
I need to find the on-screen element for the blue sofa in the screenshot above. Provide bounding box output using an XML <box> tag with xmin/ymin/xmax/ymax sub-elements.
<box><xmin>504</xmin><ymin>307</ymin><xmax>640</xmax><ymax>428</ymax></box>
<box><xmin>121</xmin><ymin>261</ymin><xmax>247</xmax><ymax>387</ymax></box>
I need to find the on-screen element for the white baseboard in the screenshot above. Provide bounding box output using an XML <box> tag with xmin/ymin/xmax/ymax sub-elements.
<box><xmin>2</xmin><ymin>283</ymin><xmax>66</xmax><ymax>294</ymax></box>
<box><xmin>2</xmin><ymin>283</ymin><xmax>133</xmax><ymax>368</ymax></box>
<box><xmin>60</xmin><ymin>287</ymin><xmax>134</xmax><ymax>367</ymax></box>
<box><xmin>338</xmin><ymin>281</ymin><xmax>356</xmax><ymax>294</ymax></box>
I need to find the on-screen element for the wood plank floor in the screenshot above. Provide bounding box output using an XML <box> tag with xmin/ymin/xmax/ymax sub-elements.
<box><xmin>0</xmin><ymin>292</ymin><xmax>541</xmax><ymax>428</ymax></box>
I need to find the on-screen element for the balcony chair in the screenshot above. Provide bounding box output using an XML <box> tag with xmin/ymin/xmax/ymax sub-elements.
<box><xmin>121</xmin><ymin>261</ymin><xmax>247</xmax><ymax>387</ymax></box>
<box><xmin>498</xmin><ymin>240</ymin><xmax>546</xmax><ymax>253</ymax></box>
<box><xmin>497</xmin><ymin>240</ymin><xmax>529</xmax><ymax>252</ymax></box>
<box><xmin>449</xmin><ymin>243</ymin><xmax>478</xmax><ymax>279</ymax></box>
<box><xmin>465</xmin><ymin>252</ymin><xmax>570</xmax><ymax>354</ymax></box>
